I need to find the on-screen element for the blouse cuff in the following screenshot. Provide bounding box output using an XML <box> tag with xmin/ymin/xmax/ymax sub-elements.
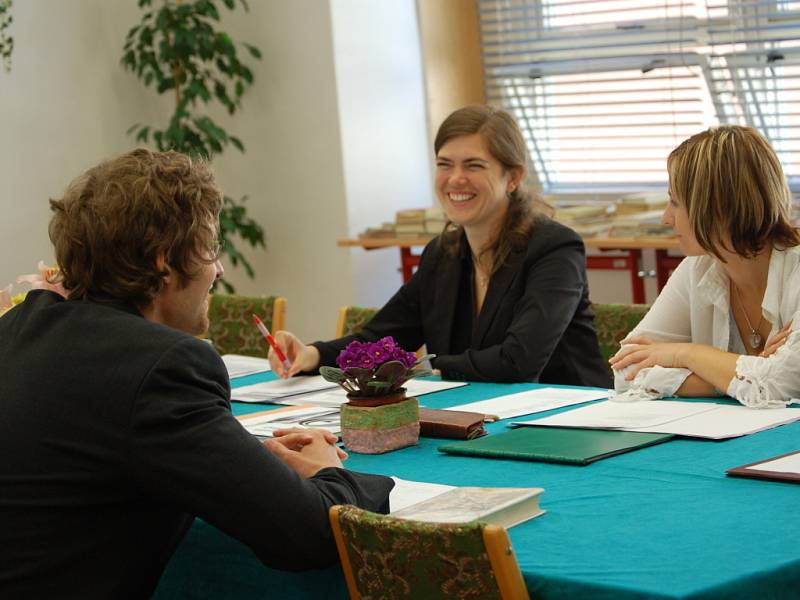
<box><xmin>611</xmin><ymin>365</ymin><xmax>691</xmax><ymax>402</ymax></box>
<box><xmin>726</xmin><ymin>355</ymin><xmax>794</xmax><ymax>408</ymax></box>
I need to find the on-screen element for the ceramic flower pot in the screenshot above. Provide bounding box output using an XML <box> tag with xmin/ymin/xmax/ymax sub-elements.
<box><xmin>340</xmin><ymin>390</ymin><xmax>420</xmax><ymax>454</ymax></box>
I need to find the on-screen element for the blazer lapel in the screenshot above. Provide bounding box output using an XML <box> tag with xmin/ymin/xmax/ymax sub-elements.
<box><xmin>473</xmin><ymin>248</ymin><xmax>524</xmax><ymax>346</ymax></box>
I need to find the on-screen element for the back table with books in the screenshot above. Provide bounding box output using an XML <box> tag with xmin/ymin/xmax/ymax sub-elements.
<box><xmin>154</xmin><ymin>374</ymin><xmax>800</xmax><ymax>600</ymax></box>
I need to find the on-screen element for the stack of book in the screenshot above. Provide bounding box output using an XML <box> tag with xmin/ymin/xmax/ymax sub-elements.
<box><xmin>422</xmin><ymin>208</ymin><xmax>447</xmax><ymax>234</ymax></box>
<box><xmin>359</xmin><ymin>222</ymin><xmax>398</xmax><ymax>239</ymax></box>
<box><xmin>394</xmin><ymin>209</ymin><xmax>428</xmax><ymax>237</ymax></box>
<box><xmin>608</xmin><ymin>209</ymin><xmax>672</xmax><ymax>238</ymax></box>
<box><xmin>358</xmin><ymin>208</ymin><xmax>447</xmax><ymax>239</ymax></box>
<box><xmin>551</xmin><ymin>199</ymin><xmax>615</xmax><ymax>238</ymax></box>
<box><xmin>614</xmin><ymin>192</ymin><xmax>668</xmax><ymax>216</ymax></box>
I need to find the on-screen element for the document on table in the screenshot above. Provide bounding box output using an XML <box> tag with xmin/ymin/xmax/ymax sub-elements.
<box><xmin>272</xmin><ymin>378</ymin><xmax>469</xmax><ymax>407</ymax></box>
<box><xmin>236</xmin><ymin>405</ymin><xmax>341</xmax><ymax>437</ymax></box>
<box><xmin>517</xmin><ymin>400</ymin><xmax>800</xmax><ymax>440</ymax></box>
<box><xmin>231</xmin><ymin>375</ymin><xmax>338</xmax><ymax>403</ymax></box>
<box><xmin>453</xmin><ymin>387</ymin><xmax>610</xmax><ymax>420</ymax></box>
<box><xmin>221</xmin><ymin>354</ymin><xmax>271</xmax><ymax>379</ymax></box>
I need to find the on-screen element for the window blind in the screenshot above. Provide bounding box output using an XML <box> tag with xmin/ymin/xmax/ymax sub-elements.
<box><xmin>478</xmin><ymin>0</ymin><xmax>800</xmax><ymax>192</ymax></box>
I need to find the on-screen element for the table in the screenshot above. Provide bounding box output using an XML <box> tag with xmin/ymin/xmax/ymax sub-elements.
<box><xmin>155</xmin><ymin>374</ymin><xmax>800</xmax><ymax>600</ymax></box>
<box><xmin>337</xmin><ymin>236</ymin><xmax>684</xmax><ymax>304</ymax></box>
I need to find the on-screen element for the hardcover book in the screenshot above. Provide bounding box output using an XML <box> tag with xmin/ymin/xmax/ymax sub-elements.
<box><xmin>391</xmin><ymin>484</ymin><xmax>544</xmax><ymax>529</ymax></box>
<box><xmin>418</xmin><ymin>407</ymin><xmax>488</xmax><ymax>439</ymax></box>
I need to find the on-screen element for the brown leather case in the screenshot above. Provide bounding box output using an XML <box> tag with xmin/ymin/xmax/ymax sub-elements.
<box><xmin>418</xmin><ymin>407</ymin><xmax>488</xmax><ymax>440</ymax></box>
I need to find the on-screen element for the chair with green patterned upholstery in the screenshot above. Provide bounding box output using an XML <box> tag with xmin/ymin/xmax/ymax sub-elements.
<box><xmin>335</xmin><ymin>306</ymin><xmax>379</xmax><ymax>338</ymax></box>
<box><xmin>592</xmin><ymin>302</ymin><xmax>650</xmax><ymax>380</ymax></box>
<box><xmin>206</xmin><ymin>294</ymin><xmax>287</xmax><ymax>357</ymax></box>
<box><xmin>329</xmin><ymin>505</ymin><xmax>531</xmax><ymax>600</ymax></box>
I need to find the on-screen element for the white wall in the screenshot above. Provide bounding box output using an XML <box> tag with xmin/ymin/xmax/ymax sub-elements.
<box><xmin>330</xmin><ymin>0</ymin><xmax>433</xmax><ymax>307</ymax></box>
<box><xmin>0</xmin><ymin>0</ymin><xmax>165</xmax><ymax>290</ymax></box>
<box><xmin>0</xmin><ymin>0</ymin><xmax>431</xmax><ymax>342</ymax></box>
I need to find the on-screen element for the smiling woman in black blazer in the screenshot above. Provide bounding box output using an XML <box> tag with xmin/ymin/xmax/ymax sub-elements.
<box><xmin>272</xmin><ymin>105</ymin><xmax>609</xmax><ymax>387</ymax></box>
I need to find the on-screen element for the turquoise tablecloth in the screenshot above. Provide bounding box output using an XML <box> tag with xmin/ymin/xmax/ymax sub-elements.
<box><xmin>154</xmin><ymin>374</ymin><xmax>800</xmax><ymax>600</ymax></box>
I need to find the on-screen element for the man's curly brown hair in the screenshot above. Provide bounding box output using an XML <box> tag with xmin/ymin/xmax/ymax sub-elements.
<box><xmin>49</xmin><ymin>148</ymin><xmax>223</xmax><ymax>306</ymax></box>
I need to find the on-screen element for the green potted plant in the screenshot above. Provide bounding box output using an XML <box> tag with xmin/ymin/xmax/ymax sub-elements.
<box><xmin>121</xmin><ymin>0</ymin><xmax>265</xmax><ymax>292</ymax></box>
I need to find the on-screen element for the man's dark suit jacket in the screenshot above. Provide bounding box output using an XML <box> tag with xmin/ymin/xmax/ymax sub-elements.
<box><xmin>315</xmin><ymin>218</ymin><xmax>609</xmax><ymax>387</ymax></box>
<box><xmin>0</xmin><ymin>291</ymin><xmax>393</xmax><ymax>599</ymax></box>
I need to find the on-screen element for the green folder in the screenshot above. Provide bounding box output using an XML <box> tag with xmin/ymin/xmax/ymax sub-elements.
<box><xmin>438</xmin><ymin>427</ymin><xmax>674</xmax><ymax>465</ymax></box>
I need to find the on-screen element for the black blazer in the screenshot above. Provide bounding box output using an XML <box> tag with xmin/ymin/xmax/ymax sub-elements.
<box><xmin>315</xmin><ymin>218</ymin><xmax>609</xmax><ymax>387</ymax></box>
<box><xmin>0</xmin><ymin>291</ymin><xmax>393</xmax><ymax>600</ymax></box>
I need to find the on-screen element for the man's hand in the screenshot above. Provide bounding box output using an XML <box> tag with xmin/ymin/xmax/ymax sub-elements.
<box><xmin>609</xmin><ymin>336</ymin><xmax>693</xmax><ymax>380</ymax></box>
<box><xmin>267</xmin><ymin>331</ymin><xmax>321</xmax><ymax>379</ymax></box>
<box><xmin>264</xmin><ymin>428</ymin><xmax>347</xmax><ymax>478</ymax></box>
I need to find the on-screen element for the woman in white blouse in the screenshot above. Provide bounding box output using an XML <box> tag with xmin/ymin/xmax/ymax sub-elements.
<box><xmin>610</xmin><ymin>125</ymin><xmax>800</xmax><ymax>408</ymax></box>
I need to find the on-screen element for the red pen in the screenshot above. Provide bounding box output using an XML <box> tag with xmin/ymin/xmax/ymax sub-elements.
<box><xmin>252</xmin><ymin>314</ymin><xmax>291</xmax><ymax>371</ymax></box>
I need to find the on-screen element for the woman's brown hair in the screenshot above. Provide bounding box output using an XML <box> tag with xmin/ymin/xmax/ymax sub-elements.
<box><xmin>434</xmin><ymin>105</ymin><xmax>548</xmax><ymax>273</ymax></box>
<box><xmin>668</xmin><ymin>125</ymin><xmax>800</xmax><ymax>260</ymax></box>
<box><xmin>49</xmin><ymin>148</ymin><xmax>223</xmax><ymax>305</ymax></box>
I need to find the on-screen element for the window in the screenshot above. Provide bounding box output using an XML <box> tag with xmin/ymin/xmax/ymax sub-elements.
<box><xmin>479</xmin><ymin>0</ymin><xmax>800</xmax><ymax>192</ymax></box>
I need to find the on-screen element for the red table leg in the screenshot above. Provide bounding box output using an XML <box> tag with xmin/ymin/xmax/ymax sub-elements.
<box><xmin>655</xmin><ymin>250</ymin><xmax>683</xmax><ymax>292</ymax></box>
<box><xmin>399</xmin><ymin>247</ymin><xmax>419</xmax><ymax>283</ymax></box>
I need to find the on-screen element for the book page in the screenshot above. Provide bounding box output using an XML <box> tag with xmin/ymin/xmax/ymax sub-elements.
<box><xmin>391</xmin><ymin>487</ymin><xmax>542</xmax><ymax>524</ymax></box>
<box><xmin>389</xmin><ymin>477</ymin><xmax>455</xmax><ymax>512</ymax></box>
<box><xmin>236</xmin><ymin>405</ymin><xmax>341</xmax><ymax>437</ymax></box>
<box><xmin>747</xmin><ymin>452</ymin><xmax>800</xmax><ymax>474</ymax></box>
<box><xmin>454</xmin><ymin>387</ymin><xmax>610</xmax><ymax>420</ymax></box>
<box><xmin>231</xmin><ymin>375</ymin><xmax>338</xmax><ymax>403</ymax></box>
<box><xmin>222</xmin><ymin>354</ymin><xmax>271</xmax><ymax>379</ymax></box>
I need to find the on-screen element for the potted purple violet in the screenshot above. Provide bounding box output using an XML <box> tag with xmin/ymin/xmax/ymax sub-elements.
<box><xmin>320</xmin><ymin>336</ymin><xmax>434</xmax><ymax>454</ymax></box>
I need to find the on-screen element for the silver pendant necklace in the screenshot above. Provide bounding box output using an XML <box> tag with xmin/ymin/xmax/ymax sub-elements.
<box><xmin>733</xmin><ymin>284</ymin><xmax>764</xmax><ymax>350</ymax></box>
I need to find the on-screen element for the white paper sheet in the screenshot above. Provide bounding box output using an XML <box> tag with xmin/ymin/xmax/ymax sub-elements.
<box><xmin>746</xmin><ymin>452</ymin><xmax>800</xmax><ymax>474</ymax></box>
<box><xmin>628</xmin><ymin>405</ymin><xmax>800</xmax><ymax>439</ymax></box>
<box><xmin>517</xmin><ymin>400</ymin><xmax>718</xmax><ymax>429</ymax></box>
<box><xmin>270</xmin><ymin>378</ymin><xmax>469</xmax><ymax>407</ymax></box>
<box><xmin>221</xmin><ymin>354</ymin><xmax>271</xmax><ymax>379</ymax></box>
<box><xmin>517</xmin><ymin>400</ymin><xmax>800</xmax><ymax>440</ymax></box>
<box><xmin>231</xmin><ymin>375</ymin><xmax>338</xmax><ymax>403</ymax></box>
<box><xmin>389</xmin><ymin>477</ymin><xmax>455</xmax><ymax>512</ymax></box>
<box><xmin>236</xmin><ymin>405</ymin><xmax>341</xmax><ymax>437</ymax></box>
<box><xmin>454</xmin><ymin>387</ymin><xmax>610</xmax><ymax>420</ymax></box>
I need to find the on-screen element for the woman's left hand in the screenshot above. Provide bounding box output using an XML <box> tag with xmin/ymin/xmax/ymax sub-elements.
<box><xmin>609</xmin><ymin>336</ymin><xmax>694</xmax><ymax>380</ymax></box>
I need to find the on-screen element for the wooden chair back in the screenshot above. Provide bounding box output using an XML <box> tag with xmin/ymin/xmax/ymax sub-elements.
<box><xmin>207</xmin><ymin>294</ymin><xmax>287</xmax><ymax>357</ymax></box>
<box><xmin>329</xmin><ymin>505</ymin><xmax>531</xmax><ymax>600</ymax></box>
<box><xmin>335</xmin><ymin>305</ymin><xmax>378</xmax><ymax>338</ymax></box>
<box><xmin>592</xmin><ymin>302</ymin><xmax>650</xmax><ymax>379</ymax></box>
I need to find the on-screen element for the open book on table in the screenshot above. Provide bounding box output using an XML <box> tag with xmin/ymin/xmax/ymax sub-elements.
<box><xmin>389</xmin><ymin>477</ymin><xmax>544</xmax><ymax>529</ymax></box>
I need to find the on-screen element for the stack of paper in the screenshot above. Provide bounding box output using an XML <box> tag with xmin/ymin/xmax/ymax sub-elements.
<box><xmin>222</xmin><ymin>354</ymin><xmax>271</xmax><ymax>379</ymax></box>
<box><xmin>515</xmin><ymin>400</ymin><xmax>800</xmax><ymax>440</ymax></box>
<box><xmin>236</xmin><ymin>405</ymin><xmax>341</xmax><ymax>438</ymax></box>
<box><xmin>231</xmin><ymin>375</ymin><xmax>338</xmax><ymax>403</ymax></box>
<box><xmin>232</xmin><ymin>377</ymin><xmax>467</xmax><ymax>406</ymax></box>
<box><xmin>453</xmin><ymin>387</ymin><xmax>609</xmax><ymax>420</ymax></box>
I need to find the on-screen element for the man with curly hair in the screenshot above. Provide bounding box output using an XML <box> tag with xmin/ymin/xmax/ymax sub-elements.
<box><xmin>0</xmin><ymin>149</ymin><xmax>393</xmax><ymax>599</ymax></box>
